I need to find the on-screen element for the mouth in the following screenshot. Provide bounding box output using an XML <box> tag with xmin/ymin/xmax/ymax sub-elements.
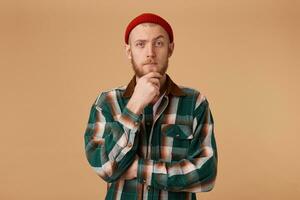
<box><xmin>144</xmin><ymin>63</ymin><xmax>158</xmax><ymax>66</ymax></box>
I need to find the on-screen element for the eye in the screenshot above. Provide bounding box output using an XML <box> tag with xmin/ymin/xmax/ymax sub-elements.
<box><xmin>136</xmin><ymin>42</ymin><xmax>145</xmax><ymax>48</ymax></box>
<box><xmin>154</xmin><ymin>40</ymin><xmax>164</xmax><ymax>47</ymax></box>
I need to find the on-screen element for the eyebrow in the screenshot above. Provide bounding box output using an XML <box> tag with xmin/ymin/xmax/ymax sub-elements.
<box><xmin>134</xmin><ymin>35</ymin><xmax>165</xmax><ymax>43</ymax></box>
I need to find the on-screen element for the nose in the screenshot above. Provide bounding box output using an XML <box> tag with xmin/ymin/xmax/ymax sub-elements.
<box><xmin>146</xmin><ymin>43</ymin><xmax>156</xmax><ymax>58</ymax></box>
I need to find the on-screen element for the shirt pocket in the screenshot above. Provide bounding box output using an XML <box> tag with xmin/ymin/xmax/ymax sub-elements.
<box><xmin>160</xmin><ymin>124</ymin><xmax>193</xmax><ymax>161</ymax></box>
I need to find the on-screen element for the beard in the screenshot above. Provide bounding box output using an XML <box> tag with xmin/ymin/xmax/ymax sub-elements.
<box><xmin>131</xmin><ymin>56</ymin><xmax>169</xmax><ymax>78</ymax></box>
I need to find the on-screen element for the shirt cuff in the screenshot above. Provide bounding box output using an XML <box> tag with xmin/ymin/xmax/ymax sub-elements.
<box><xmin>118</xmin><ymin>106</ymin><xmax>143</xmax><ymax>131</ymax></box>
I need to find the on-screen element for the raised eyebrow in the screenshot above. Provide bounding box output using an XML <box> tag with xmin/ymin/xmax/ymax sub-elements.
<box><xmin>153</xmin><ymin>35</ymin><xmax>165</xmax><ymax>41</ymax></box>
<box><xmin>134</xmin><ymin>35</ymin><xmax>165</xmax><ymax>43</ymax></box>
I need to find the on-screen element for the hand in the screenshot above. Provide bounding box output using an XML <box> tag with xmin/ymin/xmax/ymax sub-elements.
<box><xmin>126</xmin><ymin>72</ymin><xmax>163</xmax><ymax>114</ymax></box>
<box><xmin>120</xmin><ymin>155</ymin><xmax>139</xmax><ymax>180</ymax></box>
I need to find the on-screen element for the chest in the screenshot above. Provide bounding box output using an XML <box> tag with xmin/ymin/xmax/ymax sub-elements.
<box><xmin>137</xmin><ymin>98</ymin><xmax>194</xmax><ymax>162</ymax></box>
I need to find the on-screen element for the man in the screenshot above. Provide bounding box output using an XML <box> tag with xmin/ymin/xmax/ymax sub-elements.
<box><xmin>84</xmin><ymin>13</ymin><xmax>218</xmax><ymax>200</ymax></box>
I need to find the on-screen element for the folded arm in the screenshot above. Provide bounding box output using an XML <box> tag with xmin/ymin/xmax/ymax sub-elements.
<box><xmin>84</xmin><ymin>92</ymin><xmax>142</xmax><ymax>183</ymax></box>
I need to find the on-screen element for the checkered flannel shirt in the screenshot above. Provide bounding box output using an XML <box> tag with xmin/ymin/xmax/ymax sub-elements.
<box><xmin>84</xmin><ymin>74</ymin><xmax>218</xmax><ymax>200</ymax></box>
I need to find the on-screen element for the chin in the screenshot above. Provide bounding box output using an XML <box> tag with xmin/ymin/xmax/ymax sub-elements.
<box><xmin>146</xmin><ymin>65</ymin><xmax>161</xmax><ymax>72</ymax></box>
<box><xmin>148</xmin><ymin>68</ymin><xmax>159</xmax><ymax>73</ymax></box>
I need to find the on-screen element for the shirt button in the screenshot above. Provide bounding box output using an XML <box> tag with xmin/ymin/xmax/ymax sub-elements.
<box><xmin>163</xmin><ymin>186</ymin><xmax>167</xmax><ymax>190</ymax></box>
<box><xmin>134</xmin><ymin>122</ymin><xmax>139</xmax><ymax>126</ymax></box>
<box><xmin>146</xmin><ymin>121</ymin><xmax>151</xmax><ymax>126</ymax></box>
<box><xmin>147</xmin><ymin>185</ymin><xmax>151</xmax><ymax>190</ymax></box>
<box><xmin>176</xmin><ymin>134</ymin><xmax>180</xmax><ymax>138</ymax></box>
<box><xmin>142</xmin><ymin>179</ymin><xmax>146</xmax><ymax>184</ymax></box>
<box><xmin>127</xmin><ymin>142</ymin><xmax>132</xmax><ymax>147</ymax></box>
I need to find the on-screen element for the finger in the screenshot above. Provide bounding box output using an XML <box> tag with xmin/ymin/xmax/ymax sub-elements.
<box><xmin>148</xmin><ymin>81</ymin><xmax>160</xmax><ymax>95</ymax></box>
<box><xmin>149</xmin><ymin>78</ymin><xmax>160</xmax><ymax>88</ymax></box>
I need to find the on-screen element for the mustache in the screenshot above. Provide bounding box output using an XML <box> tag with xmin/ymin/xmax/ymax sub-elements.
<box><xmin>143</xmin><ymin>59</ymin><xmax>157</xmax><ymax>65</ymax></box>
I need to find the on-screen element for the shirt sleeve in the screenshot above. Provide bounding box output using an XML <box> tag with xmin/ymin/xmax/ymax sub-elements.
<box><xmin>84</xmin><ymin>92</ymin><xmax>142</xmax><ymax>183</ymax></box>
<box><xmin>137</xmin><ymin>96</ymin><xmax>218</xmax><ymax>192</ymax></box>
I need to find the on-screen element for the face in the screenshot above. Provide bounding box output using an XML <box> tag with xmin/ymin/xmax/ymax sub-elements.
<box><xmin>125</xmin><ymin>23</ymin><xmax>174</xmax><ymax>78</ymax></box>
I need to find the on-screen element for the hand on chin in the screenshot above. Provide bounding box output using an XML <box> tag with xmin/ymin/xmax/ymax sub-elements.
<box><xmin>150</xmin><ymin>95</ymin><xmax>159</xmax><ymax>105</ymax></box>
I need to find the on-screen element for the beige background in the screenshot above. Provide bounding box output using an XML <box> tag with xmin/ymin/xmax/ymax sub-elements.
<box><xmin>1</xmin><ymin>0</ymin><xmax>299</xmax><ymax>199</ymax></box>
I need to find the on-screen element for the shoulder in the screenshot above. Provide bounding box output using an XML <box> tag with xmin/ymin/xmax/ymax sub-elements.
<box><xmin>93</xmin><ymin>85</ymin><xmax>127</xmax><ymax>106</ymax></box>
<box><xmin>178</xmin><ymin>85</ymin><xmax>208</xmax><ymax>107</ymax></box>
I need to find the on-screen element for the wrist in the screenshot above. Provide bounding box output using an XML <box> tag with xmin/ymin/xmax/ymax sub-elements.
<box><xmin>126</xmin><ymin>97</ymin><xmax>145</xmax><ymax>115</ymax></box>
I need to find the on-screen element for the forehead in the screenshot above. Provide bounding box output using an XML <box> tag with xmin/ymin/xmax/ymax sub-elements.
<box><xmin>129</xmin><ymin>23</ymin><xmax>169</xmax><ymax>42</ymax></box>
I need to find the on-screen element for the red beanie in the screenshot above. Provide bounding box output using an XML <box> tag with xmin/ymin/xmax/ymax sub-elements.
<box><xmin>124</xmin><ymin>13</ymin><xmax>174</xmax><ymax>44</ymax></box>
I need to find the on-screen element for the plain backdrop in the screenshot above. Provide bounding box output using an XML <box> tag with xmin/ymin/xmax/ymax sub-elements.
<box><xmin>0</xmin><ymin>0</ymin><xmax>299</xmax><ymax>199</ymax></box>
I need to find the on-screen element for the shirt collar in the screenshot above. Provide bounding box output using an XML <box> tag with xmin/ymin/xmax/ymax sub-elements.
<box><xmin>123</xmin><ymin>73</ymin><xmax>187</xmax><ymax>98</ymax></box>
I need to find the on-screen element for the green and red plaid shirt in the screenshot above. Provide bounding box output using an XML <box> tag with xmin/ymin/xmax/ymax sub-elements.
<box><xmin>84</xmin><ymin>74</ymin><xmax>218</xmax><ymax>200</ymax></box>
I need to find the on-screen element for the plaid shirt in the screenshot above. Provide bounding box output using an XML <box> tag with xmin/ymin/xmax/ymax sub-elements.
<box><xmin>84</xmin><ymin>74</ymin><xmax>218</xmax><ymax>200</ymax></box>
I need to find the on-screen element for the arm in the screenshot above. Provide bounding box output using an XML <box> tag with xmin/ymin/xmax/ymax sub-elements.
<box><xmin>137</xmin><ymin>96</ymin><xmax>218</xmax><ymax>192</ymax></box>
<box><xmin>84</xmin><ymin>92</ymin><xmax>142</xmax><ymax>183</ymax></box>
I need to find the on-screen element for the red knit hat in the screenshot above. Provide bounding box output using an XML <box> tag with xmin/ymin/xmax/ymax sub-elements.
<box><xmin>124</xmin><ymin>13</ymin><xmax>174</xmax><ymax>44</ymax></box>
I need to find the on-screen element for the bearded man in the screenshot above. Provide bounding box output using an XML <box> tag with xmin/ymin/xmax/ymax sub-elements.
<box><xmin>84</xmin><ymin>13</ymin><xmax>218</xmax><ymax>200</ymax></box>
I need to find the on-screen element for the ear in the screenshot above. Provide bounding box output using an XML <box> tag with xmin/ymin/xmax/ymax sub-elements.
<box><xmin>168</xmin><ymin>42</ymin><xmax>175</xmax><ymax>58</ymax></box>
<box><xmin>125</xmin><ymin>44</ymin><xmax>132</xmax><ymax>60</ymax></box>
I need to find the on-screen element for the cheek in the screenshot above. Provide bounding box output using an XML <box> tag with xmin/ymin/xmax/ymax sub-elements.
<box><xmin>159</xmin><ymin>47</ymin><xmax>169</xmax><ymax>55</ymax></box>
<box><xmin>157</xmin><ymin>50</ymin><xmax>169</xmax><ymax>61</ymax></box>
<box><xmin>131</xmin><ymin>50</ymin><xmax>145</xmax><ymax>62</ymax></box>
